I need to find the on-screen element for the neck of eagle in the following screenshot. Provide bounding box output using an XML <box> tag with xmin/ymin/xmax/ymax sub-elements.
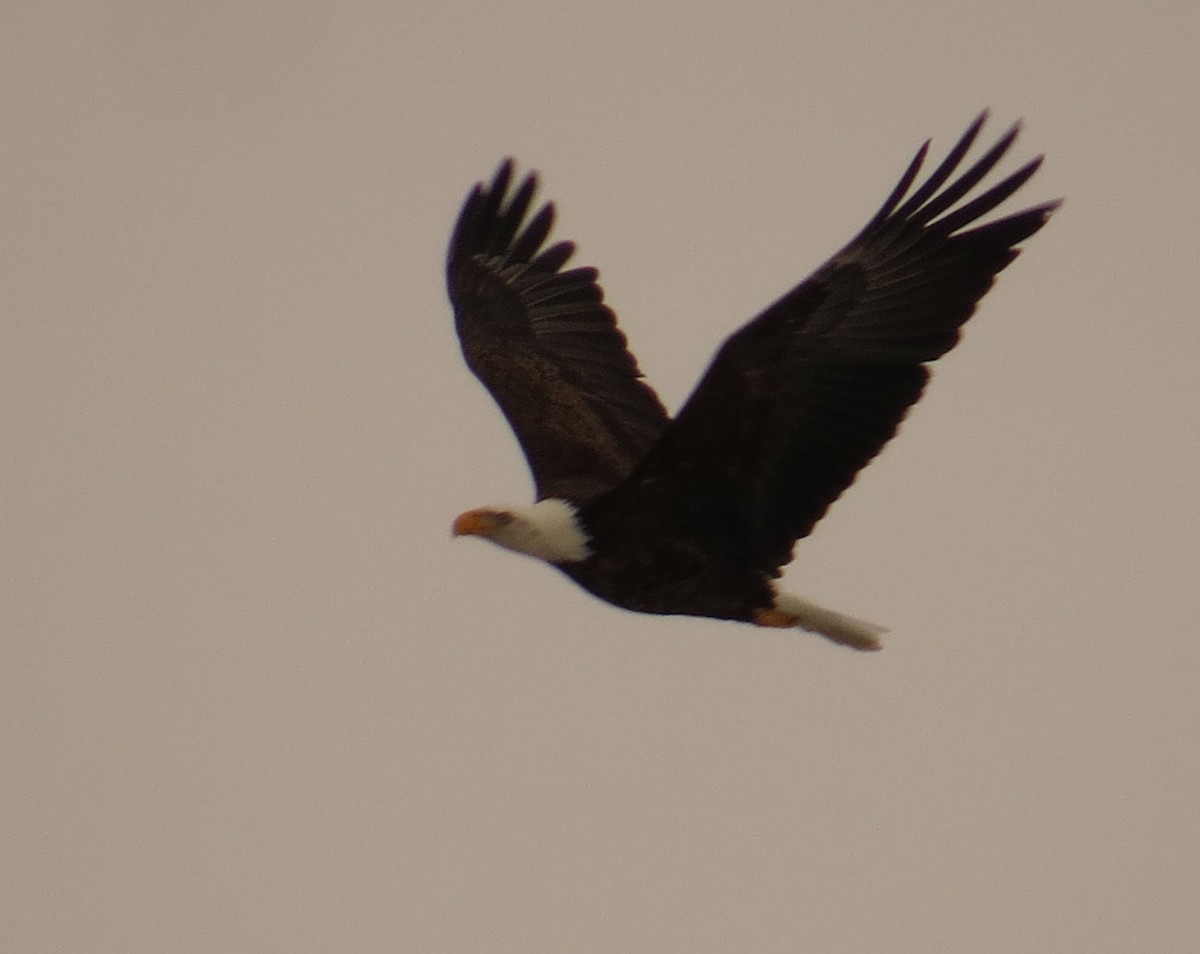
<box><xmin>503</xmin><ymin>498</ymin><xmax>592</xmax><ymax>564</ymax></box>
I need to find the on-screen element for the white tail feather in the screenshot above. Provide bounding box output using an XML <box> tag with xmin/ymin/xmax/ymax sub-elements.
<box><xmin>773</xmin><ymin>591</ymin><xmax>888</xmax><ymax>651</ymax></box>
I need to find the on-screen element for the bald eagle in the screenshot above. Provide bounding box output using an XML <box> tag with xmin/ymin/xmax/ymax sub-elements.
<box><xmin>448</xmin><ymin>114</ymin><xmax>1057</xmax><ymax>650</ymax></box>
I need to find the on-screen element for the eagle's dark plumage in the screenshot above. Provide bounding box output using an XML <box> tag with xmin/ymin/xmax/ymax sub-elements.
<box><xmin>448</xmin><ymin>114</ymin><xmax>1058</xmax><ymax>649</ymax></box>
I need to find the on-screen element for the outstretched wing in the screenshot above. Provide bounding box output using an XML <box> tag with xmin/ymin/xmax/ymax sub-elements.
<box><xmin>594</xmin><ymin>113</ymin><xmax>1059</xmax><ymax>572</ymax></box>
<box><xmin>448</xmin><ymin>160</ymin><xmax>669</xmax><ymax>504</ymax></box>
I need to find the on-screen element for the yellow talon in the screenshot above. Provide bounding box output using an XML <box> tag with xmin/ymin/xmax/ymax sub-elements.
<box><xmin>752</xmin><ymin>607</ymin><xmax>799</xmax><ymax>628</ymax></box>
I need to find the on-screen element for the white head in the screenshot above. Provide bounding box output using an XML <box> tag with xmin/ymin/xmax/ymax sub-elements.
<box><xmin>451</xmin><ymin>498</ymin><xmax>591</xmax><ymax>564</ymax></box>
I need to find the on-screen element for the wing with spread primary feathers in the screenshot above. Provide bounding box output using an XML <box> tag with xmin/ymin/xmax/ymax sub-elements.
<box><xmin>447</xmin><ymin>161</ymin><xmax>669</xmax><ymax>504</ymax></box>
<box><xmin>593</xmin><ymin>113</ymin><xmax>1059</xmax><ymax>573</ymax></box>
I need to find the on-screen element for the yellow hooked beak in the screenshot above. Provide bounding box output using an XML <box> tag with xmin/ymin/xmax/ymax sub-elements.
<box><xmin>451</xmin><ymin>509</ymin><xmax>499</xmax><ymax>538</ymax></box>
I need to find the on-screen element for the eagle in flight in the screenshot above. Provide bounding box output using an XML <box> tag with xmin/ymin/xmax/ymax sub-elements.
<box><xmin>448</xmin><ymin>113</ymin><xmax>1057</xmax><ymax>650</ymax></box>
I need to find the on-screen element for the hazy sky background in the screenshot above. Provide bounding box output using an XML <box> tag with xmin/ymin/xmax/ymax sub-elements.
<box><xmin>5</xmin><ymin>2</ymin><xmax>1198</xmax><ymax>952</ymax></box>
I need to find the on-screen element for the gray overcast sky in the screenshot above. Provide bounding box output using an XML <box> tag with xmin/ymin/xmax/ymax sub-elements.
<box><xmin>5</xmin><ymin>1</ymin><xmax>1198</xmax><ymax>952</ymax></box>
